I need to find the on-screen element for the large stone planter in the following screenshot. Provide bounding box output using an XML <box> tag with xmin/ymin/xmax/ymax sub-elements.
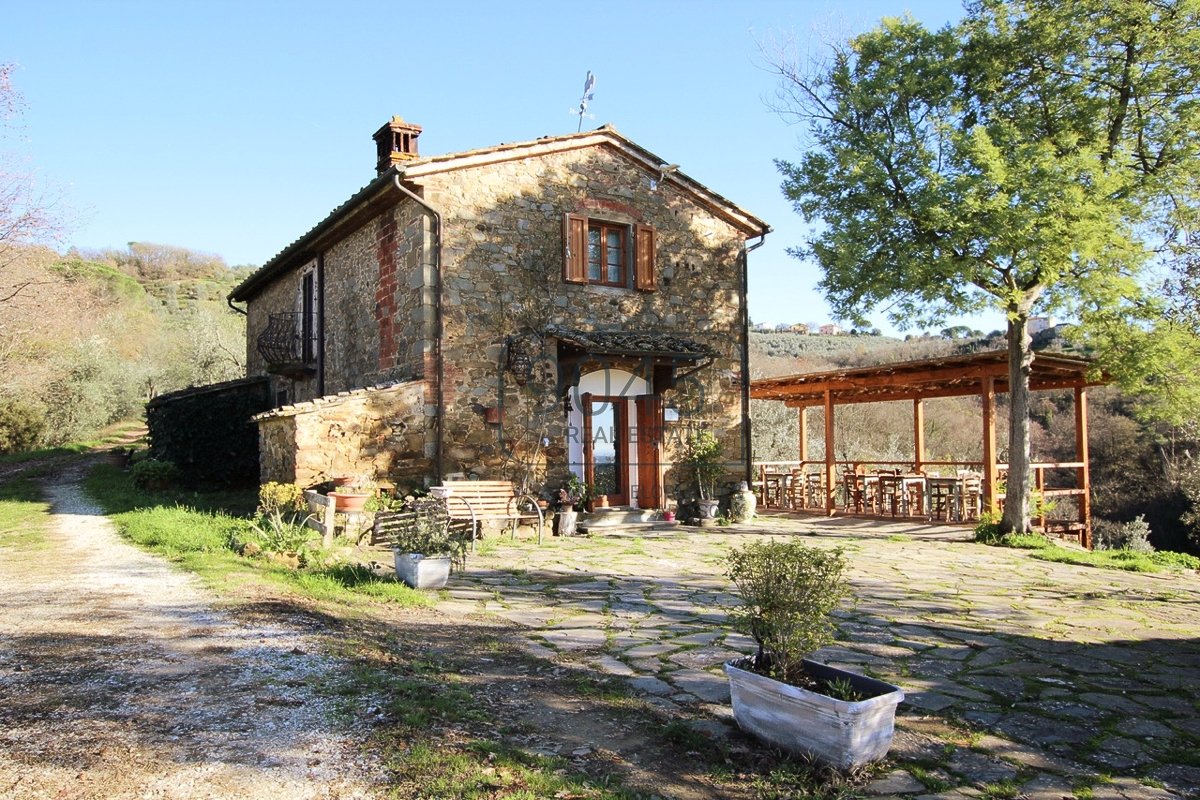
<box><xmin>393</xmin><ymin>551</ymin><xmax>451</xmax><ymax>590</ymax></box>
<box><xmin>729</xmin><ymin>481</ymin><xmax>757</xmax><ymax>522</ymax></box>
<box><xmin>725</xmin><ymin>657</ymin><xmax>904</xmax><ymax>770</ymax></box>
<box><xmin>697</xmin><ymin>498</ymin><xmax>721</xmax><ymax>524</ymax></box>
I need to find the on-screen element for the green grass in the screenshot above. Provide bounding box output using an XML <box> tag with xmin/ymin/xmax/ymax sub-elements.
<box><xmin>0</xmin><ymin>419</ymin><xmax>147</xmax><ymax>466</ymax></box>
<box><xmin>83</xmin><ymin>464</ymin><xmax>433</xmax><ymax>608</ymax></box>
<box><xmin>385</xmin><ymin>740</ymin><xmax>641</xmax><ymax>799</ymax></box>
<box><xmin>0</xmin><ymin>478</ymin><xmax>52</xmax><ymax>550</ymax></box>
<box><xmin>977</xmin><ymin>529</ymin><xmax>1200</xmax><ymax>573</ymax></box>
<box><xmin>323</xmin><ymin>643</ymin><xmax>645</xmax><ymax>800</ymax></box>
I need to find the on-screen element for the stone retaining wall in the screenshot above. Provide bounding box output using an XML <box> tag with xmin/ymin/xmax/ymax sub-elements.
<box><xmin>255</xmin><ymin>380</ymin><xmax>431</xmax><ymax>488</ymax></box>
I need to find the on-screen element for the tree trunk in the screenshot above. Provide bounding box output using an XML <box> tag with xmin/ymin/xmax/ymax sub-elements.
<box><xmin>1003</xmin><ymin>314</ymin><xmax>1033</xmax><ymax>533</ymax></box>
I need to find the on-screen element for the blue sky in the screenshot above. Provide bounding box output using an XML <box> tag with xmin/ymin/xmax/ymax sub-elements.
<box><xmin>3</xmin><ymin>0</ymin><xmax>1002</xmax><ymax>335</ymax></box>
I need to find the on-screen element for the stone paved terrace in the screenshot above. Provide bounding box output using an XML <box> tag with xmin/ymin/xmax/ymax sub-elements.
<box><xmin>438</xmin><ymin>513</ymin><xmax>1200</xmax><ymax>799</ymax></box>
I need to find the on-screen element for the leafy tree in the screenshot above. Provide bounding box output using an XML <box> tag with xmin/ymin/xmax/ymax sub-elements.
<box><xmin>771</xmin><ymin>0</ymin><xmax>1200</xmax><ymax>532</ymax></box>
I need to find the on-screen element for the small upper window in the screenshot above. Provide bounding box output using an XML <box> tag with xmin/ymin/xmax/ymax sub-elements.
<box><xmin>564</xmin><ymin>213</ymin><xmax>656</xmax><ymax>292</ymax></box>
<box><xmin>587</xmin><ymin>222</ymin><xmax>627</xmax><ymax>286</ymax></box>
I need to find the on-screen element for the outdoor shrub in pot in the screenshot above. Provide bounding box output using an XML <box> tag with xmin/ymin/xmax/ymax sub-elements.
<box><xmin>724</xmin><ymin>539</ymin><xmax>904</xmax><ymax>769</ymax></box>
<box><xmin>389</xmin><ymin>497</ymin><xmax>467</xmax><ymax>589</ymax></box>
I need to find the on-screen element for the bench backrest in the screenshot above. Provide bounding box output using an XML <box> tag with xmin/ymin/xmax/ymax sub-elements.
<box><xmin>442</xmin><ymin>480</ymin><xmax>527</xmax><ymax>518</ymax></box>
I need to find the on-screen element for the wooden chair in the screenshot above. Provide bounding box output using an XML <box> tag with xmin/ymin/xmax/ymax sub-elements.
<box><xmin>927</xmin><ymin>476</ymin><xmax>959</xmax><ymax>522</ymax></box>
<box><xmin>804</xmin><ymin>470</ymin><xmax>826</xmax><ymax>510</ymax></box>
<box><xmin>761</xmin><ymin>473</ymin><xmax>785</xmax><ymax>509</ymax></box>
<box><xmin>903</xmin><ymin>474</ymin><xmax>926</xmax><ymax>517</ymax></box>
<box><xmin>878</xmin><ymin>474</ymin><xmax>904</xmax><ymax>517</ymax></box>
<box><xmin>960</xmin><ymin>472</ymin><xmax>983</xmax><ymax>521</ymax></box>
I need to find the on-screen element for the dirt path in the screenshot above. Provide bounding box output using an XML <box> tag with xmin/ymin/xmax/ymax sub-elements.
<box><xmin>0</xmin><ymin>469</ymin><xmax>378</xmax><ymax>799</ymax></box>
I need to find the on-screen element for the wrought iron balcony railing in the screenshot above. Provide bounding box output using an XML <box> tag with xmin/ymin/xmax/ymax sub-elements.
<box><xmin>256</xmin><ymin>312</ymin><xmax>317</xmax><ymax>377</ymax></box>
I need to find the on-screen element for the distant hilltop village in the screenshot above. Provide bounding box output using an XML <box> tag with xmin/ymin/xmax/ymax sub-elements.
<box><xmin>752</xmin><ymin>322</ymin><xmax>855</xmax><ymax>336</ymax></box>
<box><xmin>753</xmin><ymin>317</ymin><xmax>1057</xmax><ymax>339</ymax></box>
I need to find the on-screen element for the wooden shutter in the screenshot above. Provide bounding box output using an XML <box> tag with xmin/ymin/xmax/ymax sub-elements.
<box><xmin>563</xmin><ymin>213</ymin><xmax>587</xmax><ymax>284</ymax></box>
<box><xmin>634</xmin><ymin>224</ymin><xmax>656</xmax><ymax>291</ymax></box>
<box><xmin>635</xmin><ymin>394</ymin><xmax>663</xmax><ymax>509</ymax></box>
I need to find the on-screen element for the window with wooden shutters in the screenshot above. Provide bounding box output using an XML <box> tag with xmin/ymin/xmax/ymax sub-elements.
<box><xmin>562</xmin><ymin>212</ymin><xmax>656</xmax><ymax>291</ymax></box>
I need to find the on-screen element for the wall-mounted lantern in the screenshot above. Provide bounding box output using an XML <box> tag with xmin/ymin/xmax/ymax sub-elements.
<box><xmin>505</xmin><ymin>336</ymin><xmax>534</xmax><ymax>386</ymax></box>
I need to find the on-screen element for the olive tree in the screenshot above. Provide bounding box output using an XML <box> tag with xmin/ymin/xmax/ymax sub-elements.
<box><xmin>772</xmin><ymin>0</ymin><xmax>1199</xmax><ymax>532</ymax></box>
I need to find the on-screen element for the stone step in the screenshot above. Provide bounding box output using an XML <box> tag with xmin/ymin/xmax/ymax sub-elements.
<box><xmin>578</xmin><ymin>520</ymin><xmax>683</xmax><ymax>537</ymax></box>
<box><xmin>580</xmin><ymin>507</ymin><xmax>660</xmax><ymax>528</ymax></box>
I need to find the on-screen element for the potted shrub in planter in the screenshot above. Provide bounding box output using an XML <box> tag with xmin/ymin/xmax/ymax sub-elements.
<box><xmin>388</xmin><ymin>497</ymin><xmax>467</xmax><ymax>590</ymax></box>
<box><xmin>553</xmin><ymin>474</ymin><xmax>591</xmax><ymax>536</ymax></box>
<box><xmin>680</xmin><ymin>430</ymin><xmax>723</xmax><ymax>524</ymax></box>
<box><xmin>724</xmin><ymin>540</ymin><xmax>904</xmax><ymax>770</ymax></box>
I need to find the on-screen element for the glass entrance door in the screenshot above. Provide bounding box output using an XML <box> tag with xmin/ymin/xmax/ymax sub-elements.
<box><xmin>585</xmin><ymin>396</ymin><xmax>627</xmax><ymax>506</ymax></box>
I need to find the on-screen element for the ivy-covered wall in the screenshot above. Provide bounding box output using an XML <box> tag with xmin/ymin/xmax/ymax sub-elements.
<box><xmin>146</xmin><ymin>376</ymin><xmax>272</xmax><ymax>487</ymax></box>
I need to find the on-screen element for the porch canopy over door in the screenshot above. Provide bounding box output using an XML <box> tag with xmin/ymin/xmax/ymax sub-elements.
<box><xmin>550</xmin><ymin>327</ymin><xmax>716</xmax><ymax>510</ymax></box>
<box><xmin>750</xmin><ymin>350</ymin><xmax>1107</xmax><ymax>544</ymax></box>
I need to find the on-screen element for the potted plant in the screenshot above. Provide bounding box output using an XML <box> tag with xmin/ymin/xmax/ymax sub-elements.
<box><xmin>389</xmin><ymin>497</ymin><xmax>467</xmax><ymax>590</ymax></box>
<box><xmin>724</xmin><ymin>540</ymin><xmax>904</xmax><ymax>770</ymax></box>
<box><xmin>328</xmin><ymin>476</ymin><xmax>373</xmax><ymax>512</ymax></box>
<box><xmin>680</xmin><ymin>430</ymin><xmax>723</xmax><ymax>523</ymax></box>
<box><xmin>553</xmin><ymin>474</ymin><xmax>590</xmax><ymax>537</ymax></box>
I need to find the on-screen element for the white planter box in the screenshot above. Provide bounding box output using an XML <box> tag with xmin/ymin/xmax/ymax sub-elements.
<box><xmin>725</xmin><ymin>658</ymin><xmax>904</xmax><ymax>770</ymax></box>
<box><xmin>393</xmin><ymin>551</ymin><xmax>451</xmax><ymax>590</ymax></box>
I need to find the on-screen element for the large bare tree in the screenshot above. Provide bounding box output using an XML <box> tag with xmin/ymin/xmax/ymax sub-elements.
<box><xmin>0</xmin><ymin>63</ymin><xmax>64</xmax><ymax>302</ymax></box>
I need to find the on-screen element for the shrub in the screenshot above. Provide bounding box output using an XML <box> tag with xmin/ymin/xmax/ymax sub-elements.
<box><xmin>680</xmin><ymin>429</ymin><xmax>724</xmax><ymax>500</ymax></box>
<box><xmin>387</xmin><ymin>497</ymin><xmax>468</xmax><ymax>565</ymax></box>
<box><xmin>726</xmin><ymin>540</ymin><xmax>848</xmax><ymax>686</ymax></box>
<box><xmin>130</xmin><ymin>458</ymin><xmax>180</xmax><ymax>491</ymax></box>
<box><xmin>0</xmin><ymin>398</ymin><xmax>46</xmax><ymax>454</ymax></box>
<box><xmin>258</xmin><ymin>481</ymin><xmax>306</xmax><ymax>517</ymax></box>
<box><xmin>246</xmin><ymin>508</ymin><xmax>314</xmax><ymax>556</ymax></box>
<box><xmin>973</xmin><ymin>511</ymin><xmax>1004</xmax><ymax>544</ymax></box>
<box><xmin>1094</xmin><ymin>515</ymin><xmax>1154</xmax><ymax>553</ymax></box>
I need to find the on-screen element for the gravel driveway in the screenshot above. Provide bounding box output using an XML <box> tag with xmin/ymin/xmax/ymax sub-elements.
<box><xmin>0</xmin><ymin>471</ymin><xmax>377</xmax><ymax>799</ymax></box>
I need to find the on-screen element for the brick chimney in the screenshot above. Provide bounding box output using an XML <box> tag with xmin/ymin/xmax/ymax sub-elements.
<box><xmin>374</xmin><ymin>116</ymin><xmax>422</xmax><ymax>174</ymax></box>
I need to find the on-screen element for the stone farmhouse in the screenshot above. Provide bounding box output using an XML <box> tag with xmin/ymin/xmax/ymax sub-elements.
<box><xmin>228</xmin><ymin>117</ymin><xmax>770</xmax><ymax>509</ymax></box>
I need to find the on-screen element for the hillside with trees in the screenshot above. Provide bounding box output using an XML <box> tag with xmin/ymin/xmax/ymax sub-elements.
<box><xmin>0</xmin><ymin>242</ymin><xmax>250</xmax><ymax>452</ymax></box>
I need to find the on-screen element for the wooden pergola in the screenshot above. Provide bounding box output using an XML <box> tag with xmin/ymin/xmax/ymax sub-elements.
<box><xmin>750</xmin><ymin>350</ymin><xmax>1107</xmax><ymax>546</ymax></box>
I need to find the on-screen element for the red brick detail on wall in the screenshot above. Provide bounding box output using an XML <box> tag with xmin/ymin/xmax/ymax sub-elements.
<box><xmin>424</xmin><ymin>351</ymin><xmax>441</xmax><ymax>405</ymax></box>
<box><xmin>580</xmin><ymin>197</ymin><xmax>644</xmax><ymax>221</ymax></box>
<box><xmin>375</xmin><ymin>214</ymin><xmax>398</xmax><ymax>370</ymax></box>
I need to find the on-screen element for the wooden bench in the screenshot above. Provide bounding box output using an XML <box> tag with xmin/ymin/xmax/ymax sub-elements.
<box><xmin>438</xmin><ymin>480</ymin><xmax>545</xmax><ymax>549</ymax></box>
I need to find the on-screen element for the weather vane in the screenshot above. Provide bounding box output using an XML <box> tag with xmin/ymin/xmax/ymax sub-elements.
<box><xmin>569</xmin><ymin>70</ymin><xmax>596</xmax><ymax>132</ymax></box>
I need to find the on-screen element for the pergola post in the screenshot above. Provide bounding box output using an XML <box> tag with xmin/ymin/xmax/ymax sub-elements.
<box><xmin>913</xmin><ymin>398</ymin><xmax>925</xmax><ymax>473</ymax></box>
<box><xmin>982</xmin><ymin>376</ymin><xmax>997</xmax><ymax>514</ymax></box>
<box><xmin>798</xmin><ymin>407</ymin><xmax>809</xmax><ymax>464</ymax></box>
<box><xmin>824</xmin><ymin>389</ymin><xmax>836</xmax><ymax>514</ymax></box>
<box><xmin>1075</xmin><ymin>386</ymin><xmax>1092</xmax><ymax>548</ymax></box>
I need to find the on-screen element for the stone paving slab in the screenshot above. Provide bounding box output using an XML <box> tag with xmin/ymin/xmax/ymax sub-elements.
<box><xmin>450</xmin><ymin>514</ymin><xmax>1200</xmax><ymax>798</ymax></box>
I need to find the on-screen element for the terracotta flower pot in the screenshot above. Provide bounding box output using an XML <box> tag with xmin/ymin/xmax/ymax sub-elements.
<box><xmin>329</xmin><ymin>491</ymin><xmax>370</xmax><ymax>512</ymax></box>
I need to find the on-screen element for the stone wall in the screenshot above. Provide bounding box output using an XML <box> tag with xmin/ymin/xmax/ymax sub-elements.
<box><xmin>244</xmin><ymin>201</ymin><xmax>430</xmax><ymax>405</ymax></box>
<box><xmin>420</xmin><ymin>145</ymin><xmax>748</xmax><ymax>490</ymax></box>
<box><xmin>245</xmin><ymin>139</ymin><xmax>753</xmax><ymax>497</ymax></box>
<box><xmin>255</xmin><ymin>380</ymin><xmax>431</xmax><ymax>488</ymax></box>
